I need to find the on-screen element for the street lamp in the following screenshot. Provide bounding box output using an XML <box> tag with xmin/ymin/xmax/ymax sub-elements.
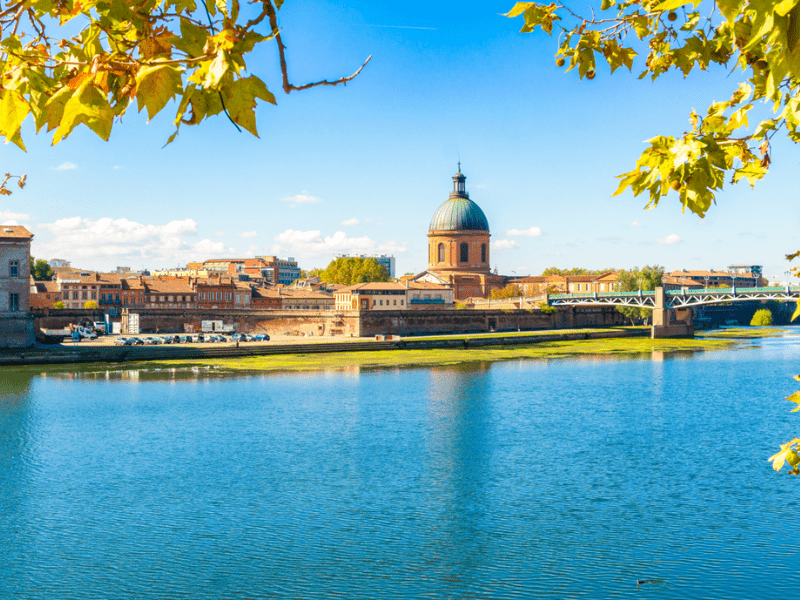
<box><xmin>704</xmin><ymin>275</ymin><xmax>709</xmax><ymax>291</ymax></box>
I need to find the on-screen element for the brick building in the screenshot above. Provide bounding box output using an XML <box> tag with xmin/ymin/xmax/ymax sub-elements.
<box><xmin>415</xmin><ymin>166</ymin><xmax>505</xmax><ymax>300</ymax></box>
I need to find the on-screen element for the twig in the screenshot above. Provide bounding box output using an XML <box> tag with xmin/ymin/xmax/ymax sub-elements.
<box><xmin>264</xmin><ymin>0</ymin><xmax>370</xmax><ymax>94</ymax></box>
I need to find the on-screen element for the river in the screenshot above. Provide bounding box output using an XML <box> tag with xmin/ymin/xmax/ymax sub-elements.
<box><xmin>1</xmin><ymin>334</ymin><xmax>799</xmax><ymax>599</ymax></box>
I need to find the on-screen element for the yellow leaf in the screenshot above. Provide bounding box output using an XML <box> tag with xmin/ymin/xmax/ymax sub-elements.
<box><xmin>792</xmin><ymin>301</ymin><xmax>800</xmax><ymax>322</ymax></box>
<box><xmin>504</xmin><ymin>2</ymin><xmax>536</xmax><ymax>17</ymax></box>
<box><xmin>0</xmin><ymin>90</ymin><xmax>30</xmax><ymax>143</ymax></box>
<box><xmin>787</xmin><ymin>391</ymin><xmax>800</xmax><ymax>411</ymax></box>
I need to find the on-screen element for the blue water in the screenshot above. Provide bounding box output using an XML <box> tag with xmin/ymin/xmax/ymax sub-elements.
<box><xmin>2</xmin><ymin>335</ymin><xmax>800</xmax><ymax>599</ymax></box>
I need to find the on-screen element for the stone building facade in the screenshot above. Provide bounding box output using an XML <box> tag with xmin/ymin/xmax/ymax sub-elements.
<box><xmin>0</xmin><ymin>226</ymin><xmax>34</xmax><ymax>347</ymax></box>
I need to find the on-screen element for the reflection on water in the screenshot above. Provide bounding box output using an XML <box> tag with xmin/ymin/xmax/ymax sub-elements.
<box><xmin>1</xmin><ymin>336</ymin><xmax>800</xmax><ymax>599</ymax></box>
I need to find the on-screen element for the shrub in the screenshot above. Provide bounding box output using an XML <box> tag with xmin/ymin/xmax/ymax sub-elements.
<box><xmin>53</xmin><ymin>301</ymin><xmax>64</xmax><ymax>309</ymax></box>
<box><xmin>750</xmin><ymin>309</ymin><xmax>773</xmax><ymax>326</ymax></box>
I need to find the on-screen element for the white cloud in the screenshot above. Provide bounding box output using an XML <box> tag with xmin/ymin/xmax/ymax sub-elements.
<box><xmin>281</xmin><ymin>191</ymin><xmax>321</xmax><ymax>206</ymax></box>
<box><xmin>33</xmin><ymin>216</ymin><xmax>225</xmax><ymax>266</ymax></box>
<box><xmin>1</xmin><ymin>210</ymin><xmax>30</xmax><ymax>225</ymax></box>
<box><xmin>55</xmin><ymin>162</ymin><xmax>77</xmax><ymax>170</ymax></box>
<box><xmin>340</xmin><ymin>218</ymin><xmax>360</xmax><ymax>226</ymax></box>
<box><xmin>491</xmin><ymin>239</ymin><xmax>519</xmax><ymax>250</ymax></box>
<box><xmin>239</xmin><ymin>231</ymin><xmax>257</xmax><ymax>238</ymax></box>
<box><xmin>274</xmin><ymin>229</ymin><xmax>406</xmax><ymax>257</ymax></box>
<box><xmin>506</xmin><ymin>226</ymin><xmax>542</xmax><ymax>237</ymax></box>
<box><xmin>113</xmin><ymin>165</ymin><xmax>124</xmax><ymax>170</ymax></box>
<box><xmin>245</xmin><ymin>245</ymin><xmax>259</xmax><ymax>257</ymax></box>
<box><xmin>214</xmin><ymin>230</ymin><xmax>225</xmax><ymax>237</ymax></box>
<box><xmin>473</xmin><ymin>183</ymin><xmax>487</xmax><ymax>189</ymax></box>
<box><xmin>657</xmin><ymin>234</ymin><xmax>682</xmax><ymax>245</ymax></box>
<box><xmin>629</xmin><ymin>220</ymin><xmax>643</xmax><ymax>227</ymax></box>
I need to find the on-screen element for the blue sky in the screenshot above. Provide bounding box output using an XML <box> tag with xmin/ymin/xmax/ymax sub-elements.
<box><xmin>1</xmin><ymin>0</ymin><xmax>797</xmax><ymax>282</ymax></box>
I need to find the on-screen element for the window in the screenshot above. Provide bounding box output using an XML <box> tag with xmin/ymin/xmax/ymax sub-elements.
<box><xmin>236</xmin><ymin>294</ymin><xmax>241</xmax><ymax>303</ymax></box>
<box><xmin>394</xmin><ymin>299</ymin><xmax>397</xmax><ymax>305</ymax></box>
<box><xmin>9</xmin><ymin>293</ymin><xmax>19</xmax><ymax>311</ymax></box>
<box><xmin>481</xmin><ymin>244</ymin><xmax>486</xmax><ymax>263</ymax></box>
<box><xmin>400</xmin><ymin>299</ymin><xmax>404</xmax><ymax>305</ymax></box>
<box><xmin>9</xmin><ymin>260</ymin><xmax>19</xmax><ymax>277</ymax></box>
<box><xmin>379</xmin><ymin>300</ymin><xmax>383</xmax><ymax>306</ymax></box>
<box><xmin>460</xmin><ymin>243</ymin><xmax>469</xmax><ymax>263</ymax></box>
<box><xmin>438</xmin><ymin>243</ymin><xmax>445</xmax><ymax>263</ymax></box>
<box><xmin>91</xmin><ymin>292</ymin><xmax>97</xmax><ymax>299</ymax></box>
<box><xmin>168</xmin><ymin>295</ymin><xmax>174</xmax><ymax>302</ymax></box>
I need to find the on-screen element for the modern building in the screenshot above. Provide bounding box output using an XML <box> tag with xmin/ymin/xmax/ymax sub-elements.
<box><xmin>728</xmin><ymin>264</ymin><xmax>763</xmax><ymax>277</ymax></box>
<box><xmin>1</xmin><ymin>226</ymin><xmax>35</xmax><ymax>346</ymax></box>
<box><xmin>414</xmin><ymin>166</ymin><xmax>505</xmax><ymax>300</ymax></box>
<box><xmin>48</xmin><ymin>258</ymin><xmax>71</xmax><ymax>268</ymax></box>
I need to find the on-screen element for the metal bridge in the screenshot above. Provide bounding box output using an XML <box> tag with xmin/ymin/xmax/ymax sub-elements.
<box><xmin>548</xmin><ymin>286</ymin><xmax>800</xmax><ymax>309</ymax></box>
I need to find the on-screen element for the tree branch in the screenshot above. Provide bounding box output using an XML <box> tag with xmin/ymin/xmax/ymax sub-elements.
<box><xmin>264</xmin><ymin>0</ymin><xmax>371</xmax><ymax>94</ymax></box>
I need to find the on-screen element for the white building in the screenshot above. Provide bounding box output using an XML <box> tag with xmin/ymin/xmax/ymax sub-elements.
<box><xmin>0</xmin><ymin>226</ymin><xmax>34</xmax><ymax>347</ymax></box>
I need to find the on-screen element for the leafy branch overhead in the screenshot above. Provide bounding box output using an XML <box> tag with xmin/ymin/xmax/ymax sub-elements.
<box><xmin>0</xmin><ymin>0</ymin><xmax>371</xmax><ymax>147</ymax></box>
<box><xmin>506</xmin><ymin>0</ymin><xmax>800</xmax><ymax>217</ymax></box>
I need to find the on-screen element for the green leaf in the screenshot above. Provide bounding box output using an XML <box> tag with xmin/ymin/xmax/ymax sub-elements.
<box><xmin>717</xmin><ymin>0</ymin><xmax>744</xmax><ymax>21</ymax></box>
<box><xmin>135</xmin><ymin>64</ymin><xmax>183</xmax><ymax>121</ymax></box>
<box><xmin>0</xmin><ymin>90</ymin><xmax>31</xmax><ymax>145</ymax></box>
<box><xmin>221</xmin><ymin>76</ymin><xmax>275</xmax><ymax>136</ymax></box>
<box><xmin>174</xmin><ymin>17</ymin><xmax>208</xmax><ymax>58</ymax></box>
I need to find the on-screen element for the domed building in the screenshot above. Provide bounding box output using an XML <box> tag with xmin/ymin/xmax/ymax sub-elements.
<box><xmin>415</xmin><ymin>166</ymin><xmax>506</xmax><ymax>300</ymax></box>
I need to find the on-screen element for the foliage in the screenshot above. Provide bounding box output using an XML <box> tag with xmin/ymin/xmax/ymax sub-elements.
<box><xmin>539</xmin><ymin>303</ymin><xmax>557</xmax><ymax>314</ymax></box>
<box><xmin>0</xmin><ymin>0</ymin><xmax>370</xmax><ymax>149</ymax></box>
<box><xmin>30</xmin><ymin>257</ymin><xmax>53</xmax><ymax>280</ymax></box>
<box><xmin>84</xmin><ymin>300</ymin><xmax>99</xmax><ymax>309</ymax></box>
<box><xmin>615</xmin><ymin>265</ymin><xmax>664</xmax><ymax>324</ymax></box>
<box><xmin>490</xmin><ymin>284</ymin><xmax>523</xmax><ymax>299</ymax></box>
<box><xmin>541</xmin><ymin>267</ymin><xmax>609</xmax><ymax>275</ymax></box>
<box><xmin>506</xmin><ymin>0</ymin><xmax>800</xmax><ymax>217</ymax></box>
<box><xmin>750</xmin><ymin>308</ymin><xmax>774</xmax><ymax>325</ymax></box>
<box><xmin>53</xmin><ymin>301</ymin><xmax>64</xmax><ymax>309</ymax></box>
<box><xmin>320</xmin><ymin>257</ymin><xmax>390</xmax><ymax>286</ymax></box>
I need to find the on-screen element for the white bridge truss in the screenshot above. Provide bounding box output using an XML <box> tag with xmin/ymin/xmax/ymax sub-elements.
<box><xmin>548</xmin><ymin>287</ymin><xmax>800</xmax><ymax>309</ymax></box>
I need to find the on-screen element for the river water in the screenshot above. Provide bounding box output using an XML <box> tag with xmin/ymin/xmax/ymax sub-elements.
<box><xmin>2</xmin><ymin>334</ymin><xmax>800</xmax><ymax>599</ymax></box>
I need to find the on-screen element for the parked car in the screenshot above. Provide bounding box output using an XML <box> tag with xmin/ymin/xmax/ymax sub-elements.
<box><xmin>114</xmin><ymin>337</ymin><xmax>131</xmax><ymax>346</ymax></box>
<box><xmin>142</xmin><ymin>337</ymin><xmax>160</xmax><ymax>345</ymax></box>
<box><xmin>190</xmin><ymin>334</ymin><xmax>204</xmax><ymax>343</ymax></box>
<box><xmin>253</xmin><ymin>334</ymin><xmax>270</xmax><ymax>341</ymax></box>
<box><xmin>178</xmin><ymin>335</ymin><xmax>191</xmax><ymax>343</ymax></box>
<box><xmin>128</xmin><ymin>337</ymin><xmax>144</xmax><ymax>345</ymax></box>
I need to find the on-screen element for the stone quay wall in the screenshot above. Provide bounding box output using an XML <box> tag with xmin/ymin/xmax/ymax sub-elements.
<box><xmin>31</xmin><ymin>305</ymin><xmax>625</xmax><ymax>338</ymax></box>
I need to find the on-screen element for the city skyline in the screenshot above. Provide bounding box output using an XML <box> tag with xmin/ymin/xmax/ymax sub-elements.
<box><xmin>0</xmin><ymin>0</ymin><xmax>796</xmax><ymax>281</ymax></box>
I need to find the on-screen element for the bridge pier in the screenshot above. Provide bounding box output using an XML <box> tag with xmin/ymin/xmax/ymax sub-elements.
<box><xmin>651</xmin><ymin>287</ymin><xmax>694</xmax><ymax>339</ymax></box>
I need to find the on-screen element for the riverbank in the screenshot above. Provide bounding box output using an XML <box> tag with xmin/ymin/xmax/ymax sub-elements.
<box><xmin>1</xmin><ymin>327</ymin><xmax>748</xmax><ymax>375</ymax></box>
<box><xmin>1</xmin><ymin>327</ymin><xmax>649</xmax><ymax>367</ymax></box>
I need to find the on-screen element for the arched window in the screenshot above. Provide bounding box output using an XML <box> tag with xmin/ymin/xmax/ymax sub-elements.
<box><xmin>460</xmin><ymin>243</ymin><xmax>469</xmax><ymax>263</ymax></box>
<box><xmin>438</xmin><ymin>243</ymin><xmax>445</xmax><ymax>263</ymax></box>
<box><xmin>481</xmin><ymin>243</ymin><xmax>486</xmax><ymax>263</ymax></box>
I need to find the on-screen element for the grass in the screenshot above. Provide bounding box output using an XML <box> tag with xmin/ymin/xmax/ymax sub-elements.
<box><xmin>697</xmin><ymin>327</ymin><xmax>788</xmax><ymax>339</ymax></box>
<box><xmin>25</xmin><ymin>335</ymin><xmax>739</xmax><ymax>376</ymax></box>
<box><xmin>404</xmin><ymin>327</ymin><xmax>648</xmax><ymax>342</ymax></box>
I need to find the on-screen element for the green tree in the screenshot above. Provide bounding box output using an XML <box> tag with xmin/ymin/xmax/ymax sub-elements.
<box><xmin>320</xmin><ymin>257</ymin><xmax>390</xmax><ymax>286</ymax></box>
<box><xmin>506</xmin><ymin>0</ymin><xmax>800</xmax><ymax>216</ymax></box>
<box><xmin>616</xmin><ymin>265</ymin><xmax>664</xmax><ymax>324</ymax></box>
<box><xmin>53</xmin><ymin>301</ymin><xmax>64</xmax><ymax>309</ymax></box>
<box><xmin>751</xmin><ymin>308</ymin><xmax>774</xmax><ymax>325</ymax></box>
<box><xmin>0</xmin><ymin>1</ymin><xmax>370</xmax><ymax>149</ymax></box>
<box><xmin>30</xmin><ymin>258</ymin><xmax>53</xmax><ymax>281</ymax></box>
<box><xmin>541</xmin><ymin>267</ymin><xmax>609</xmax><ymax>276</ymax></box>
<box><xmin>84</xmin><ymin>300</ymin><xmax>99</xmax><ymax>310</ymax></box>
<box><xmin>490</xmin><ymin>284</ymin><xmax>524</xmax><ymax>299</ymax></box>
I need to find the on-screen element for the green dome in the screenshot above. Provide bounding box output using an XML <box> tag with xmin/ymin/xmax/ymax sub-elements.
<box><xmin>429</xmin><ymin>196</ymin><xmax>490</xmax><ymax>232</ymax></box>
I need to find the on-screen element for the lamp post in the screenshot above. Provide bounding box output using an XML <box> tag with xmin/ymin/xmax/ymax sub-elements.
<box><xmin>704</xmin><ymin>275</ymin><xmax>709</xmax><ymax>291</ymax></box>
